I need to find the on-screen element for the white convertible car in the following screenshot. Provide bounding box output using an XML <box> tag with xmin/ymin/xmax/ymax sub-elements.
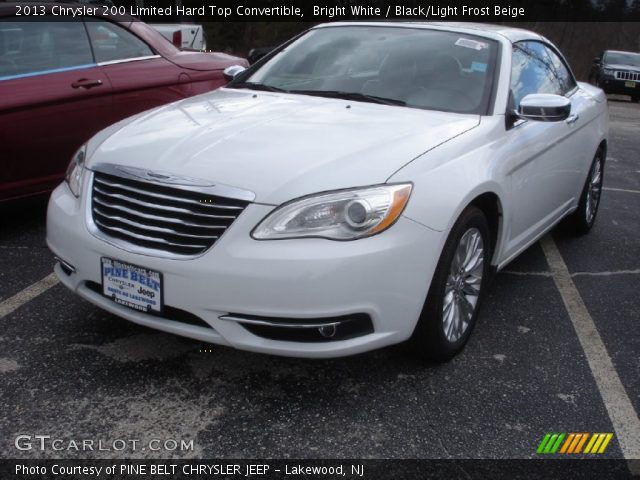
<box><xmin>47</xmin><ymin>22</ymin><xmax>608</xmax><ymax>360</ymax></box>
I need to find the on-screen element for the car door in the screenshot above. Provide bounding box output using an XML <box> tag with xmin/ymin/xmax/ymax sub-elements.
<box><xmin>541</xmin><ymin>43</ymin><xmax>598</xmax><ymax>200</ymax></box>
<box><xmin>500</xmin><ymin>40</ymin><xmax>592</xmax><ymax>259</ymax></box>
<box><xmin>0</xmin><ymin>18</ymin><xmax>112</xmax><ymax>201</ymax></box>
<box><xmin>85</xmin><ymin>20</ymin><xmax>191</xmax><ymax>124</ymax></box>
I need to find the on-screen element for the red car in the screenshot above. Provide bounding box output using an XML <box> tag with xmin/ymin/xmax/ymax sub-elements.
<box><xmin>0</xmin><ymin>4</ymin><xmax>247</xmax><ymax>202</ymax></box>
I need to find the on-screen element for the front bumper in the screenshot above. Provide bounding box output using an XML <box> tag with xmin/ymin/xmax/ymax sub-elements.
<box><xmin>599</xmin><ymin>76</ymin><xmax>639</xmax><ymax>96</ymax></box>
<box><xmin>46</xmin><ymin>182</ymin><xmax>444</xmax><ymax>358</ymax></box>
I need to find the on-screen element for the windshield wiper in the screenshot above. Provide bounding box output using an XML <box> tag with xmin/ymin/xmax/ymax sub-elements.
<box><xmin>290</xmin><ymin>90</ymin><xmax>406</xmax><ymax>106</ymax></box>
<box><xmin>230</xmin><ymin>82</ymin><xmax>289</xmax><ymax>93</ymax></box>
<box><xmin>227</xmin><ymin>85</ymin><xmax>406</xmax><ymax>106</ymax></box>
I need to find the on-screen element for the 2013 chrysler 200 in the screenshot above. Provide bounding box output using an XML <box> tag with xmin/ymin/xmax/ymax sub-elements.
<box><xmin>47</xmin><ymin>23</ymin><xmax>608</xmax><ymax>361</ymax></box>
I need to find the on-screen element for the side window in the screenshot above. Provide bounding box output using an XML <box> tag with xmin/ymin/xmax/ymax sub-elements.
<box><xmin>86</xmin><ymin>21</ymin><xmax>153</xmax><ymax>64</ymax></box>
<box><xmin>542</xmin><ymin>44</ymin><xmax>576</xmax><ymax>95</ymax></box>
<box><xmin>0</xmin><ymin>20</ymin><xmax>93</xmax><ymax>79</ymax></box>
<box><xmin>510</xmin><ymin>41</ymin><xmax>572</xmax><ymax>106</ymax></box>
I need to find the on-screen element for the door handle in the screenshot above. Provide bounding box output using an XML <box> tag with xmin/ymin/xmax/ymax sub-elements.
<box><xmin>72</xmin><ymin>79</ymin><xmax>103</xmax><ymax>89</ymax></box>
<box><xmin>566</xmin><ymin>113</ymin><xmax>579</xmax><ymax>125</ymax></box>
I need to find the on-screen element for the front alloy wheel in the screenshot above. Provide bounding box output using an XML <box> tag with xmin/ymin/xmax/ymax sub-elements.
<box><xmin>410</xmin><ymin>206</ymin><xmax>491</xmax><ymax>361</ymax></box>
<box><xmin>443</xmin><ymin>228</ymin><xmax>484</xmax><ymax>342</ymax></box>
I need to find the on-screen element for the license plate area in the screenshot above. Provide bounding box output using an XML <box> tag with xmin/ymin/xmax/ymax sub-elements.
<box><xmin>625</xmin><ymin>81</ymin><xmax>636</xmax><ymax>88</ymax></box>
<box><xmin>101</xmin><ymin>257</ymin><xmax>163</xmax><ymax>313</ymax></box>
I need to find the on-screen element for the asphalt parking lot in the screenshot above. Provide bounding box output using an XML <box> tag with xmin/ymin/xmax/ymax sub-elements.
<box><xmin>0</xmin><ymin>99</ymin><xmax>638</xmax><ymax>465</ymax></box>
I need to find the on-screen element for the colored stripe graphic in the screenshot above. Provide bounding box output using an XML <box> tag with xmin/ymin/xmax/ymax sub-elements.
<box><xmin>544</xmin><ymin>434</ymin><xmax>559</xmax><ymax>453</ymax></box>
<box><xmin>598</xmin><ymin>433</ymin><xmax>613</xmax><ymax>453</ymax></box>
<box><xmin>537</xmin><ymin>433</ymin><xmax>552</xmax><ymax>454</ymax></box>
<box><xmin>537</xmin><ymin>433</ymin><xmax>565</xmax><ymax>454</ymax></box>
<box><xmin>574</xmin><ymin>433</ymin><xmax>589</xmax><ymax>453</ymax></box>
<box><xmin>537</xmin><ymin>433</ymin><xmax>613</xmax><ymax>454</ymax></box>
<box><xmin>584</xmin><ymin>433</ymin><xmax>599</xmax><ymax>454</ymax></box>
<box><xmin>550</xmin><ymin>434</ymin><xmax>565</xmax><ymax>453</ymax></box>
<box><xmin>560</xmin><ymin>433</ymin><xmax>575</xmax><ymax>454</ymax></box>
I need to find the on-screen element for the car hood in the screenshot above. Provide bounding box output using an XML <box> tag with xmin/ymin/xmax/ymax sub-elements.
<box><xmin>89</xmin><ymin>89</ymin><xmax>480</xmax><ymax>205</ymax></box>
<box><xmin>168</xmin><ymin>51</ymin><xmax>248</xmax><ymax>71</ymax></box>
<box><xmin>604</xmin><ymin>63</ymin><xmax>640</xmax><ymax>73</ymax></box>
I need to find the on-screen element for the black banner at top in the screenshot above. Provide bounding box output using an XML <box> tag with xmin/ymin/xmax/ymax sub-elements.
<box><xmin>5</xmin><ymin>0</ymin><xmax>640</xmax><ymax>22</ymax></box>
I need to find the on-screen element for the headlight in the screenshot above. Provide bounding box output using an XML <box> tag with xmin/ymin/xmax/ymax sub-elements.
<box><xmin>65</xmin><ymin>144</ymin><xmax>87</xmax><ymax>197</ymax></box>
<box><xmin>602</xmin><ymin>68</ymin><xmax>614</xmax><ymax>76</ymax></box>
<box><xmin>252</xmin><ymin>184</ymin><xmax>412</xmax><ymax>240</ymax></box>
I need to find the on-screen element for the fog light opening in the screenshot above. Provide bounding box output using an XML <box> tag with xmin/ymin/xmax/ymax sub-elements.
<box><xmin>318</xmin><ymin>324</ymin><xmax>337</xmax><ymax>338</ymax></box>
<box><xmin>55</xmin><ymin>257</ymin><xmax>76</xmax><ymax>276</ymax></box>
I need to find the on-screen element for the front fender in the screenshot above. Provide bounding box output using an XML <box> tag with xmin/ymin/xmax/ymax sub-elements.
<box><xmin>389</xmin><ymin>117</ymin><xmax>509</xmax><ymax>262</ymax></box>
<box><xmin>390</xmin><ymin>118</ymin><xmax>508</xmax><ymax>230</ymax></box>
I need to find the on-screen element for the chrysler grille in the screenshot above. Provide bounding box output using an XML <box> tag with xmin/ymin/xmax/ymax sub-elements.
<box><xmin>615</xmin><ymin>71</ymin><xmax>640</xmax><ymax>81</ymax></box>
<box><xmin>91</xmin><ymin>172</ymin><xmax>249</xmax><ymax>256</ymax></box>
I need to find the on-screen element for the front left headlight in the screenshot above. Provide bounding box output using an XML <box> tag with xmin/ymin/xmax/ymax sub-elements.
<box><xmin>252</xmin><ymin>183</ymin><xmax>412</xmax><ymax>241</ymax></box>
<box><xmin>65</xmin><ymin>144</ymin><xmax>87</xmax><ymax>197</ymax></box>
<box><xmin>602</xmin><ymin>68</ymin><xmax>614</xmax><ymax>76</ymax></box>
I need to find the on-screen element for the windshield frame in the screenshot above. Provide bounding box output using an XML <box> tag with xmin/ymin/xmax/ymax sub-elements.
<box><xmin>228</xmin><ymin>24</ymin><xmax>501</xmax><ymax>116</ymax></box>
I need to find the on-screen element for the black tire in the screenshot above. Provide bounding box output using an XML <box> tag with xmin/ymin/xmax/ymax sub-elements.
<box><xmin>568</xmin><ymin>148</ymin><xmax>605</xmax><ymax>234</ymax></box>
<box><xmin>632</xmin><ymin>95</ymin><xmax>639</xmax><ymax>103</ymax></box>
<box><xmin>409</xmin><ymin>206</ymin><xmax>491</xmax><ymax>362</ymax></box>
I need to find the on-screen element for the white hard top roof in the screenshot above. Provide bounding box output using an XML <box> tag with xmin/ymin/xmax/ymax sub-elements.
<box><xmin>315</xmin><ymin>21</ymin><xmax>545</xmax><ymax>44</ymax></box>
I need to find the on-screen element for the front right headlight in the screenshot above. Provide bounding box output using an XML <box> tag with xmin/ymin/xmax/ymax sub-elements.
<box><xmin>65</xmin><ymin>144</ymin><xmax>87</xmax><ymax>197</ymax></box>
<box><xmin>602</xmin><ymin>68</ymin><xmax>614</xmax><ymax>76</ymax></box>
<box><xmin>251</xmin><ymin>183</ymin><xmax>412</xmax><ymax>241</ymax></box>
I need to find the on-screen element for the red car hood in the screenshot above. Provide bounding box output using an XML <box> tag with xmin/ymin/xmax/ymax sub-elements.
<box><xmin>168</xmin><ymin>51</ymin><xmax>248</xmax><ymax>71</ymax></box>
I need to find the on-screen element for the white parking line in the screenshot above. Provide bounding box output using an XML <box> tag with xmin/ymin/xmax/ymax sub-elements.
<box><xmin>502</xmin><ymin>269</ymin><xmax>640</xmax><ymax>278</ymax></box>
<box><xmin>540</xmin><ymin>235</ymin><xmax>640</xmax><ymax>468</ymax></box>
<box><xmin>501</xmin><ymin>270</ymin><xmax>551</xmax><ymax>277</ymax></box>
<box><xmin>0</xmin><ymin>273</ymin><xmax>59</xmax><ymax>319</ymax></box>
<box><xmin>603</xmin><ymin>187</ymin><xmax>640</xmax><ymax>194</ymax></box>
<box><xmin>572</xmin><ymin>269</ymin><xmax>640</xmax><ymax>278</ymax></box>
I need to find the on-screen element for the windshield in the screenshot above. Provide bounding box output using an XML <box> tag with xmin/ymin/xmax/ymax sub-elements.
<box><xmin>604</xmin><ymin>51</ymin><xmax>640</xmax><ymax>67</ymax></box>
<box><xmin>235</xmin><ymin>26</ymin><xmax>498</xmax><ymax>115</ymax></box>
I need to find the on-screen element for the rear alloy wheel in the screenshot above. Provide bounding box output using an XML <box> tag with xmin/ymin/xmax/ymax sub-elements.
<box><xmin>410</xmin><ymin>207</ymin><xmax>491</xmax><ymax>361</ymax></box>
<box><xmin>569</xmin><ymin>149</ymin><xmax>604</xmax><ymax>234</ymax></box>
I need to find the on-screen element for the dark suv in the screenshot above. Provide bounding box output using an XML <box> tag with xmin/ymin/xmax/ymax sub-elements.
<box><xmin>589</xmin><ymin>50</ymin><xmax>640</xmax><ymax>102</ymax></box>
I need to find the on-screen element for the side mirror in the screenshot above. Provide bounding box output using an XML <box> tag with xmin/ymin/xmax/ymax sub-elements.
<box><xmin>593</xmin><ymin>57</ymin><xmax>601</xmax><ymax>64</ymax></box>
<box><xmin>223</xmin><ymin>65</ymin><xmax>247</xmax><ymax>81</ymax></box>
<box><xmin>517</xmin><ymin>94</ymin><xmax>571</xmax><ymax>122</ymax></box>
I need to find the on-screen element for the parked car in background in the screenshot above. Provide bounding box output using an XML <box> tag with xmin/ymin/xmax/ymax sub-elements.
<box><xmin>589</xmin><ymin>50</ymin><xmax>640</xmax><ymax>102</ymax></box>
<box><xmin>149</xmin><ymin>24</ymin><xmax>207</xmax><ymax>51</ymax></box>
<box><xmin>47</xmin><ymin>23</ymin><xmax>608</xmax><ymax>361</ymax></box>
<box><xmin>0</xmin><ymin>3</ymin><xmax>247</xmax><ymax>202</ymax></box>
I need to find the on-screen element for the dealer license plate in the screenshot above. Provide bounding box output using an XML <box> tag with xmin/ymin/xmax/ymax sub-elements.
<box><xmin>101</xmin><ymin>257</ymin><xmax>162</xmax><ymax>313</ymax></box>
<box><xmin>625</xmin><ymin>81</ymin><xmax>636</xmax><ymax>88</ymax></box>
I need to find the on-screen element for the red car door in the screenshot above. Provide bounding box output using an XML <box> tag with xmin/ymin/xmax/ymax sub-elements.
<box><xmin>0</xmin><ymin>19</ymin><xmax>112</xmax><ymax>201</ymax></box>
<box><xmin>85</xmin><ymin>20</ymin><xmax>192</xmax><ymax>123</ymax></box>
